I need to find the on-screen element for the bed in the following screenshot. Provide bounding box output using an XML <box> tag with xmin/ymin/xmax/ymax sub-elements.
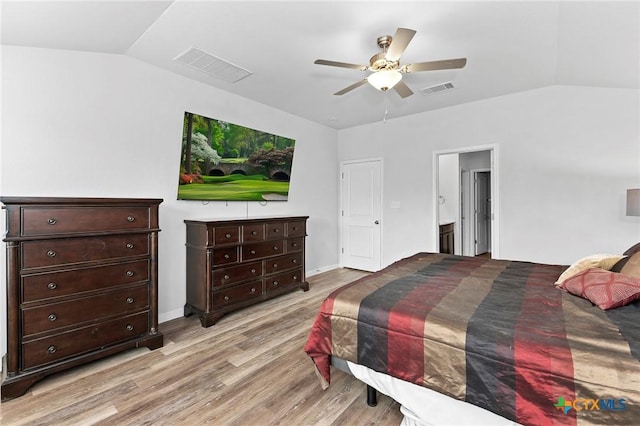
<box><xmin>304</xmin><ymin>251</ymin><xmax>640</xmax><ymax>425</ymax></box>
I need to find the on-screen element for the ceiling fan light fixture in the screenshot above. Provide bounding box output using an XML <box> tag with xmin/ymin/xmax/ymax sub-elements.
<box><xmin>367</xmin><ymin>70</ymin><xmax>402</xmax><ymax>91</ymax></box>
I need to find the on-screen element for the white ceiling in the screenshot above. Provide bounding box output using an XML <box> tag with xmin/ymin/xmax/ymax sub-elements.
<box><xmin>2</xmin><ymin>1</ymin><xmax>638</xmax><ymax>129</ymax></box>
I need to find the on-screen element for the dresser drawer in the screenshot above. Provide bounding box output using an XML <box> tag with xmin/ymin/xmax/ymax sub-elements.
<box><xmin>242</xmin><ymin>240</ymin><xmax>283</xmax><ymax>261</ymax></box>
<box><xmin>265</xmin><ymin>268</ymin><xmax>303</xmax><ymax>292</ymax></box>
<box><xmin>212</xmin><ymin>261</ymin><xmax>262</xmax><ymax>288</ymax></box>
<box><xmin>212</xmin><ymin>247</ymin><xmax>238</xmax><ymax>265</ymax></box>
<box><xmin>287</xmin><ymin>221</ymin><xmax>306</xmax><ymax>237</ymax></box>
<box><xmin>285</xmin><ymin>237</ymin><xmax>304</xmax><ymax>253</ymax></box>
<box><xmin>21</xmin><ymin>234</ymin><xmax>149</xmax><ymax>269</ymax></box>
<box><xmin>21</xmin><ymin>206</ymin><xmax>150</xmax><ymax>236</ymax></box>
<box><xmin>264</xmin><ymin>253</ymin><xmax>303</xmax><ymax>275</ymax></box>
<box><xmin>212</xmin><ymin>280</ymin><xmax>262</xmax><ymax>307</ymax></box>
<box><xmin>22</xmin><ymin>285</ymin><xmax>149</xmax><ymax>336</ymax></box>
<box><xmin>22</xmin><ymin>260</ymin><xmax>149</xmax><ymax>303</ymax></box>
<box><xmin>213</xmin><ymin>226</ymin><xmax>240</xmax><ymax>245</ymax></box>
<box><xmin>265</xmin><ymin>222</ymin><xmax>285</xmax><ymax>239</ymax></box>
<box><xmin>184</xmin><ymin>216</ymin><xmax>308</xmax><ymax>328</ymax></box>
<box><xmin>22</xmin><ymin>312</ymin><xmax>149</xmax><ymax>369</ymax></box>
<box><xmin>242</xmin><ymin>224</ymin><xmax>264</xmax><ymax>242</ymax></box>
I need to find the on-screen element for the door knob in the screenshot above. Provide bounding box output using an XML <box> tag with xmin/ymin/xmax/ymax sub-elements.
<box><xmin>374</xmin><ymin>220</ymin><xmax>379</xmax><ymax>225</ymax></box>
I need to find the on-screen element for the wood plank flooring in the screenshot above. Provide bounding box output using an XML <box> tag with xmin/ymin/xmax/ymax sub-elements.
<box><xmin>0</xmin><ymin>268</ymin><xmax>405</xmax><ymax>425</ymax></box>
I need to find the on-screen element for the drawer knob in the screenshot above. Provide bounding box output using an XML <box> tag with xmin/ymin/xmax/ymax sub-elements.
<box><xmin>47</xmin><ymin>282</ymin><xmax>57</xmax><ymax>290</ymax></box>
<box><xmin>225</xmin><ymin>233</ymin><xmax>232</xmax><ymax>238</ymax></box>
<box><xmin>126</xmin><ymin>270</ymin><xmax>134</xmax><ymax>277</ymax></box>
<box><xmin>46</xmin><ymin>250</ymin><xmax>56</xmax><ymax>258</ymax></box>
<box><xmin>250</xmin><ymin>250</ymin><xmax>256</xmax><ymax>255</ymax></box>
<box><xmin>126</xmin><ymin>324</ymin><xmax>134</xmax><ymax>331</ymax></box>
<box><xmin>224</xmin><ymin>295</ymin><xmax>230</xmax><ymax>301</ymax></box>
<box><xmin>292</xmin><ymin>243</ymin><xmax>298</xmax><ymax>247</ymax></box>
<box><xmin>126</xmin><ymin>297</ymin><xmax>134</xmax><ymax>304</ymax></box>
<box><xmin>47</xmin><ymin>218</ymin><xmax>57</xmax><ymax>225</ymax></box>
<box><xmin>293</xmin><ymin>275</ymin><xmax>298</xmax><ymax>281</ymax></box>
<box><xmin>273</xmin><ymin>281</ymin><xmax>279</xmax><ymax>287</ymax></box>
<box><xmin>273</xmin><ymin>246</ymin><xmax>279</xmax><ymax>251</ymax></box>
<box><xmin>47</xmin><ymin>345</ymin><xmax>57</xmax><ymax>354</ymax></box>
<box><xmin>292</xmin><ymin>259</ymin><xmax>297</xmax><ymax>264</ymax></box>
<box><xmin>48</xmin><ymin>313</ymin><xmax>57</xmax><ymax>322</ymax></box>
<box><xmin>273</xmin><ymin>263</ymin><xmax>278</xmax><ymax>268</ymax></box>
<box><xmin>250</xmin><ymin>287</ymin><xmax>256</xmax><ymax>293</ymax></box>
<box><xmin>224</xmin><ymin>274</ymin><xmax>230</xmax><ymax>280</ymax></box>
<box><xmin>250</xmin><ymin>268</ymin><xmax>256</xmax><ymax>274</ymax></box>
<box><xmin>224</xmin><ymin>254</ymin><xmax>230</xmax><ymax>259</ymax></box>
<box><xmin>127</xmin><ymin>215</ymin><xmax>135</xmax><ymax>222</ymax></box>
<box><xmin>274</xmin><ymin>229</ymin><xmax>280</xmax><ymax>233</ymax></box>
<box><xmin>293</xmin><ymin>226</ymin><xmax>297</xmax><ymax>231</ymax></box>
<box><xmin>126</xmin><ymin>243</ymin><xmax>134</xmax><ymax>249</ymax></box>
<box><xmin>251</xmin><ymin>231</ymin><xmax>258</xmax><ymax>235</ymax></box>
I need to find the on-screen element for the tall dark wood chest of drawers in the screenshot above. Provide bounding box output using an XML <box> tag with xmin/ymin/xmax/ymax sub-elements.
<box><xmin>184</xmin><ymin>216</ymin><xmax>309</xmax><ymax>327</ymax></box>
<box><xmin>0</xmin><ymin>197</ymin><xmax>163</xmax><ymax>401</ymax></box>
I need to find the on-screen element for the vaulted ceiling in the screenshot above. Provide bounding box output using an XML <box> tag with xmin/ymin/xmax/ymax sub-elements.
<box><xmin>2</xmin><ymin>1</ymin><xmax>638</xmax><ymax>129</ymax></box>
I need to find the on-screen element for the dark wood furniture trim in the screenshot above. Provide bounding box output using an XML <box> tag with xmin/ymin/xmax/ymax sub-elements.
<box><xmin>1</xmin><ymin>197</ymin><xmax>163</xmax><ymax>401</ymax></box>
<box><xmin>439</xmin><ymin>222</ymin><xmax>454</xmax><ymax>255</ymax></box>
<box><xmin>184</xmin><ymin>216</ymin><xmax>309</xmax><ymax>327</ymax></box>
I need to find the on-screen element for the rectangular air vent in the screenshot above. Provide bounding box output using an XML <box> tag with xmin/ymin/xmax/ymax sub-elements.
<box><xmin>419</xmin><ymin>82</ymin><xmax>455</xmax><ymax>96</ymax></box>
<box><xmin>174</xmin><ymin>46</ymin><xmax>252</xmax><ymax>83</ymax></box>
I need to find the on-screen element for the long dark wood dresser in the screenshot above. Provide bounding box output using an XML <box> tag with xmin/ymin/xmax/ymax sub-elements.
<box><xmin>184</xmin><ymin>216</ymin><xmax>309</xmax><ymax>327</ymax></box>
<box><xmin>0</xmin><ymin>197</ymin><xmax>163</xmax><ymax>401</ymax></box>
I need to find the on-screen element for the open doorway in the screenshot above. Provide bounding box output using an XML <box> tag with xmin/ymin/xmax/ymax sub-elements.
<box><xmin>473</xmin><ymin>169</ymin><xmax>491</xmax><ymax>256</ymax></box>
<box><xmin>434</xmin><ymin>145</ymin><xmax>499</xmax><ymax>258</ymax></box>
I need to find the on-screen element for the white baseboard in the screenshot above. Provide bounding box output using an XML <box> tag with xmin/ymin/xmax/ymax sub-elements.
<box><xmin>307</xmin><ymin>264</ymin><xmax>340</xmax><ymax>277</ymax></box>
<box><xmin>159</xmin><ymin>307</ymin><xmax>184</xmax><ymax>324</ymax></box>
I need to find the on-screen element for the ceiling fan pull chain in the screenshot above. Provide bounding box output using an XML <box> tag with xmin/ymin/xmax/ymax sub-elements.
<box><xmin>383</xmin><ymin>91</ymin><xmax>389</xmax><ymax>124</ymax></box>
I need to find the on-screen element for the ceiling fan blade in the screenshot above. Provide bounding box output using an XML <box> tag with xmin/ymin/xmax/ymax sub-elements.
<box><xmin>334</xmin><ymin>79</ymin><xmax>368</xmax><ymax>95</ymax></box>
<box><xmin>393</xmin><ymin>80</ymin><xmax>413</xmax><ymax>98</ymax></box>
<box><xmin>386</xmin><ymin>28</ymin><xmax>417</xmax><ymax>61</ymax></box>
<box><xmin>404</xmin><ymin>58</ymin><xmax>467</xmax><ymax>73</ymax></box>
<box><xmin>314</xmin><ymin>59</ymin><xmax>368</xmax><ymax>71</ymax></box>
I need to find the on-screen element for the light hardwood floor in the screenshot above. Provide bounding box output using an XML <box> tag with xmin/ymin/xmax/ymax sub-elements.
<box><xmin>0</xmin><ymin>268</ymin><xmax>405</xmax><ymax>425</ymax></box>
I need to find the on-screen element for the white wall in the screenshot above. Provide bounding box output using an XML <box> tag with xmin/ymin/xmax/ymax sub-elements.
<box><xmin>0</xmin><ymin>46</ymin><xmax>340</xmax><ymax>357</ymax></box>
<box><xmin>460</xmin><ymin>151</ymin><xmax>491</xmax><ymax>171</ymax></box>
<box><xmin>437</xmin><ymin>153</ymin><xmax>458</xmax><ymax>226</ymax></box>
<box><xmin>339</xmin><ymin>85</ymin><xmax>640</xmax><ymax>268</ymax></box>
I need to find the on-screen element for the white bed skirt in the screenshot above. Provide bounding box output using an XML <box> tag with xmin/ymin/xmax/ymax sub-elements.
<box><xmin>346</xmin><ymin>360</ymin><xmax>521</xmax><ymax>426</ymax></box>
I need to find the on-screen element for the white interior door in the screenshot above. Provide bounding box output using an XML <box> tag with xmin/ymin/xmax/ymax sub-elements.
<box><xmin>460</xmin><ymin>169</ymin><xmax>469</xmax><ymax>256</ymax></box>
<box><xmin>341</xmin><ymin>160</ymin><xmax>382</xmax><ymax>272</ymax></box>
<box><xmin>474</xmin><ymin>171</ymin><xmax>491</xmax><ymax>255</ymax></box>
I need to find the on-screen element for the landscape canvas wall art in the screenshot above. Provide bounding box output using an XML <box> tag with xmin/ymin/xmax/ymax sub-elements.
<box><xmin>178</xmin><ymin>111</ymin><xmax>296</xmax><ymax>201</ymax></box>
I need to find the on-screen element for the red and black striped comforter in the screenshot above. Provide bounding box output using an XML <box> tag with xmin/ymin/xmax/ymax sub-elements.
<box><xmin>304</xmin><ymin>253</ymin><xmax>640</xmax><ymax>425</ymax></box>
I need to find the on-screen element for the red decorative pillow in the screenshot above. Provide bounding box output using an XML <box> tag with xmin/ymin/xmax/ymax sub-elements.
<box><xmin>559</xmin><ymin>268</ymin><xmax>640</xmax><ymax>310</ymax></box>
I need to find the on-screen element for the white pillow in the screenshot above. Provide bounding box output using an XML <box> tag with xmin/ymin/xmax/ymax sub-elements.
<box><xmin>555</xmin><ymin>253</ymin><xmax>625</xmax><ymax>285</ymax></box>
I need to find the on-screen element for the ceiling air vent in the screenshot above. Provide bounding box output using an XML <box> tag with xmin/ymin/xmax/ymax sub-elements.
<box><xmin>174</xmin><ymin>46</ymin><xmax>252</xmax><ymax>83</ymax></box>
<box><xmin>419</xmin><ymin>82</ymin><xmax>455</xmax><ymax>96</ymax></box>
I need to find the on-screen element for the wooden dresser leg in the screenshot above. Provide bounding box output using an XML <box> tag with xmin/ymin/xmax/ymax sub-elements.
<box><xmin>1</xmin><ymin>371</ymin><xmax>44</xmax><ymax>402</ymax></box>
<box><xmin>200</xmin><ymin>312</ymin><xmax>224</xmax><ymax>328</ymax></box>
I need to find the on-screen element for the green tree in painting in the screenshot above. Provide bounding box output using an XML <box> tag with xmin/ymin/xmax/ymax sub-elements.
<box><xmin>178</xmin><ymin>111</ymin><xmax>296</xmax><ymax>201</ymax></box>
<box><xmin>189</xmin><ymin>133</ymin><xmax>222</xmax><ymax>166</ymax></box>
<box><xmin>247</xmin><ymin>146</ymin><xmax>294</xmax><ymax>177</ymax></box>
<box><xmin>191</xmin><ymin>114</ymin><xmax>224</xmax><ymax>154</ymax></box>
<box><xmin>183</xmin><ymin>112</ymin><xmax>194</xmax><ymax>174</ymax></box>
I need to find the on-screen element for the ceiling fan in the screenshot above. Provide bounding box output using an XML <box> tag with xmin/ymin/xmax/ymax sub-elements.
<box><xmin>314</xmin><ymin>28</ymin><xmax>466</xmax><ymax>98</ymax></box>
